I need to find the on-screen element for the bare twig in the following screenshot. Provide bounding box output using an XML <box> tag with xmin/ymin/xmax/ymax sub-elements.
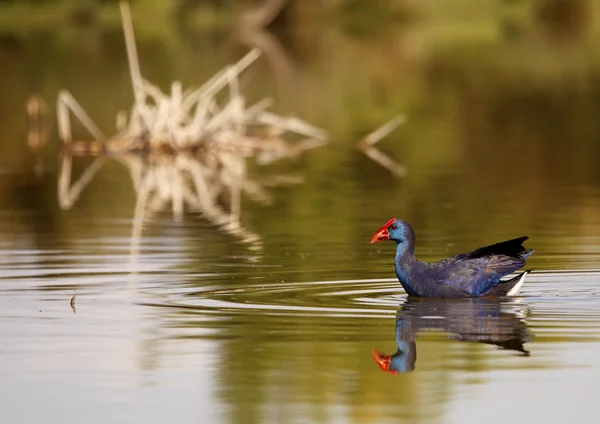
<box><xmin>120</xmin><ymin>1</ymin><xmax>149</xmax><ymax>130</ymax></box>
<box><xmin>357</xmin><ymin>115</ymin><xmax>407</xmax><ymax>178</ymax></box>
<box><xmin>57</xmin><ymin>91</ymin><xmax>106</xmax><ymax>143</ymax></box>
<box><xmin>362</xmin><ymin>115</ymin><xmax>406</xmax><ymax>146</ymax></box>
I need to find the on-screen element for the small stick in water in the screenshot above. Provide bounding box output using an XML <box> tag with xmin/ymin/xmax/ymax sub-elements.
<box><xmin>70</xmin><ymin>289</ymin><xmax>77</xmax><ymax>314</ymax></box>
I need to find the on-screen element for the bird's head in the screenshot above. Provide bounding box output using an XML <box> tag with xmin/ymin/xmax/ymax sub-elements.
<box><xmin>372</xmin><ymin>347</ymin><xmax>416</xmax><ymax>374</ymax></box>
<box><xmin>370</xmin><ymin>218</ymin><xmax>415</xmax><ymax>245</ymax></box>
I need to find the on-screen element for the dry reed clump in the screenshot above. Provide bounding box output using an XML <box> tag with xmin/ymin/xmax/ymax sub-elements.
<box><xmin>56</xmin><ymin>2</ymin><xmax>327</xmax><ymax>253</ymax></box>
<box><xmin>57</xmin><ymin>3</ymin><xmax>326</xmax><ymax>156</ymax></box>
<box><xmin>52</xmin><ymin>1</ymin><xmax>407</xmax><ymax>258</ymax></box>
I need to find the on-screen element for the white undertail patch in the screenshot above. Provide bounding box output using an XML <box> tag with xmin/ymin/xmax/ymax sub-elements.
<box><xmin>507</xmin><ymin>271</ymin><xmax>530</xmax><ymax>296</ymax></box>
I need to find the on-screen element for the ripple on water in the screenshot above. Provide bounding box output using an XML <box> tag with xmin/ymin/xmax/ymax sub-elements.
<box><xmin>142</xmin><ymin>278</ymin><xmax>403</xmax><ymax>318</ymax></box>
<box><xmin>4</xmin><ymin>250</ymin><xmax>600</xmax><ymax>343</ymax></box>
<box><xmin>138</xmin><ymin>270</ymin><xmax>600</xmax><ymax>335</ymax></box>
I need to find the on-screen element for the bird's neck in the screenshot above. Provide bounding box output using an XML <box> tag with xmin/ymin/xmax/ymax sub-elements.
<box><xmin>395</xmin><ymin>241</ymin><xmax>416</xmax><ymax>267</ymax></box>
<box><xmin>395</xmin><ymin>242</ymin><xmax>419</xmax><ymax>296</ymax></box>
<box><xmin>389</xmin><ymin>341</ymin><xmax>416</xmax><ymax>374</ymax></box>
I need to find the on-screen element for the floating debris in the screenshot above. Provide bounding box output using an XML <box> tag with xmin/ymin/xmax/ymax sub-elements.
<box><xmin>70</xmin><ymin>290</ymin><xmax>77</xmax><ymax>314</ymax></box>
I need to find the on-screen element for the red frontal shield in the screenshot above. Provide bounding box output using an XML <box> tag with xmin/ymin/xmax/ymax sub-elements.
<box><xmin>370</xmin><ymin>218</ymin><xmax>397</xmax><ymax>244</ymax></box>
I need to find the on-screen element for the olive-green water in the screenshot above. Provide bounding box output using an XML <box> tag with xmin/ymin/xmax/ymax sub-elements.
<box><xmin>2</xmin><ymin>2</ymin><xmax>600</xmax><ymax>423</ymax></box>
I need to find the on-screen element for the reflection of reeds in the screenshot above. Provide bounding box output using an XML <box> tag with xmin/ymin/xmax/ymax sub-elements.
<box><xmin>56</xmin><ymin>2</ymin><xmax>324</xmax><ymax>256</ymax></box>
<box><xmin>58</xmin><ymin>155</ymin><xmax>106</xmax><ymax>210</ymax></box>
<box><xmin>357</xmin><ymin>115</ymin><xmax>407</xmax><ymax>178</ymax></box>
<box><xmin>125</xmin><ymin>152</ymin><xmax>266</xmax><ymax>254</ymax></box>
<box><xmin>58</xmin><ymin>150</ymin><xmax>303</xmax><ymax>254</ymax></box>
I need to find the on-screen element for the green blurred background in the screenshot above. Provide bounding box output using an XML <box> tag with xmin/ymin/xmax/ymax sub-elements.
<box><xmin>3</xmin><ymin>0</ymin><xmax>600</xmax><ymax>263</ymax></box>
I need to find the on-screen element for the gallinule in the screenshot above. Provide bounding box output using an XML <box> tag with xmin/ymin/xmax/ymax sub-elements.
<box><xmin>371</xmin><ymin>218</ymin><xmax>534</xmax><ymax>298</ymax></box>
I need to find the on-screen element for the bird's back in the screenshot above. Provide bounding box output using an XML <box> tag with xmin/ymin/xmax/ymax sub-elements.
<box><xmin>418</xmin><ymin>237</ymin><xmax>533</xmax><ymax>297</ymax></box>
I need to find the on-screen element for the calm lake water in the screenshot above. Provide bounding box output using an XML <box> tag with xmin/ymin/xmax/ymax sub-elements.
<box><xmin>2</xmin><ymin>2</ymin><xmax>600</xmax><ymax>423</ymax></box>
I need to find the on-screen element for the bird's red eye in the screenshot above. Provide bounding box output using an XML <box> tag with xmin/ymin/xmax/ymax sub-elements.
<box><xmin>390</xmin><ymin>224</ymin><xmax>396</xmax><ymax>230</ymax></box>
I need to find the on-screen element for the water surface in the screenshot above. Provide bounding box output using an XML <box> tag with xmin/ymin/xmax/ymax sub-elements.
<box><xmin>2</xmin><ymin>3</ymin><xmax>600</xmax><ymax>423</ymax></box>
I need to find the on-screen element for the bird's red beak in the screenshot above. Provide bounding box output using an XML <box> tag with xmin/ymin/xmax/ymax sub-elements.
<box><xmin>372</xmin><ymin>350</ymin><xmax>397</xmax><ymax>375</ymax></box>
<box><xmin>370</xmin><ymin>218</ymin><xmax>396</xmax><ymax>244</ymax></box>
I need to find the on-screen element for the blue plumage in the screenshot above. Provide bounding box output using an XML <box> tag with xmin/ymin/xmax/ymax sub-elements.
<box><xmin>371</xmin><ymin>219</ymin><xmax>534</xmax><ymax>298</ymax></box>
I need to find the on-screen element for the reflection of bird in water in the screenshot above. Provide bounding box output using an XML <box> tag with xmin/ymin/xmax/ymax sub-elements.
<box><xmin>372</xmin><ymin>298</ymin><xmax>530</xmax><ymax>374</ymax></box>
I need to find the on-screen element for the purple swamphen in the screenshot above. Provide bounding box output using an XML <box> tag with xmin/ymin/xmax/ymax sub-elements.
<box><xmin>371</xmin><ymin>218</ymin><xmax>534</xmax><ymax>298</ymax></box>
